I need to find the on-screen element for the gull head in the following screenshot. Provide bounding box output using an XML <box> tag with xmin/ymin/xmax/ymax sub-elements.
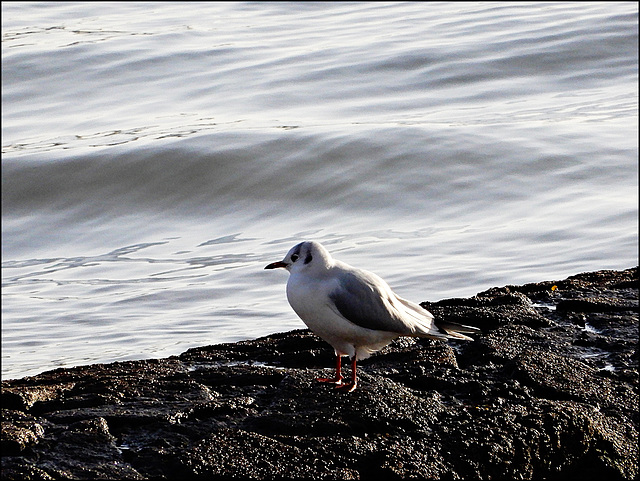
<box><xmin>264</xmin><ymin>241</ymin><xmax>333</xmax><ymax>275</ymax></box>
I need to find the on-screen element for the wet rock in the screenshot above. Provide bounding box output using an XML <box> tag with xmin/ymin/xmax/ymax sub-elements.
<box><xmin>1</xmin><ymin>411</ymin><xmax>45</xmax><ymax>455</ymax></box>
<box><xmin>556</xmin><ymin>297</ymin><xmax>639</xmax><ymax>313</ymax></box>
<box><xmin>1</xmin><ymin>267</ymin><xmax>637</xmax><ymax>480</ymax></box>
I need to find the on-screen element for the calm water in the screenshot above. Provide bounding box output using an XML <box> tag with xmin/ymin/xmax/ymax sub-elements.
<box><xmin>2</xmin><ymin>2</ymin><xmax>637</xmax><ymax>380</ymax></box>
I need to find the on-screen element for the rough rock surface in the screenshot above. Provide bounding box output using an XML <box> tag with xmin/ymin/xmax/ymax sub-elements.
<box><xmin>2</xmin><ymin>267</ymin><xmax>638</xmax><ymax>480</ymax></box>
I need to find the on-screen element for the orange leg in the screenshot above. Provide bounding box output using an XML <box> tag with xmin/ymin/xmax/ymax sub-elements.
<box><xmin>335</xmin><ymin>357</ymin><xmax>357</xmax><ymax>392</ymax></box>
<box><xmin>316</xmin><ymin>355</ymin><xmax>343</xmax><ymax>384</ymax></box>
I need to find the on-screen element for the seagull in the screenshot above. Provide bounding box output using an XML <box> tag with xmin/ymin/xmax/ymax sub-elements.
<box><xmin>265</xmin><ymin>241</ymin><xmax>481</xmax><ymax>392</ymax></box>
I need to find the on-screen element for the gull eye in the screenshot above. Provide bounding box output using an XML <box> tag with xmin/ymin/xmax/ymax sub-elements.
<box><xmin>290</xmin><ymin>253</ymin><xmax>299</xmax><ymax>262</ymax></box>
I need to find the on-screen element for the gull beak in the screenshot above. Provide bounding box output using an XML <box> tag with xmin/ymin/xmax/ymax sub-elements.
<box><xmin>264</xmin><ymin>261</ymin><xmax>288</xmax><ymax>270</ymax></box>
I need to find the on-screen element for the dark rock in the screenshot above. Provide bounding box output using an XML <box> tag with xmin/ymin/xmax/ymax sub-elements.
<box><xmin>556</xmin><ymin>297</ymin><xmax>639</xmax><ymax>313</ymax></box>
<box><xmin>1</xmin><ymin>411</ymin><xmax>45</xmax><ymax>455</ymax></box>
<box><xmin>2</xmin><ymin>267</ymin><xmax>637</xmax><ymax>480</ymax></box>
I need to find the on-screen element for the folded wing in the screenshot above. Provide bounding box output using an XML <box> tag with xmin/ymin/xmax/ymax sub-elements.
<box><xmin>328</xmin><ymin>269</ymin><xmax>448</xmax><ymax>339</ymax></box>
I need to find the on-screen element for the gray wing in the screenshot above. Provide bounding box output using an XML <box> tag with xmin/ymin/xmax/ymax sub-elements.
<box><xmin>328</xmin><ymin>269</ymin><xmax>415</xmax><ymax>334</ymax></box>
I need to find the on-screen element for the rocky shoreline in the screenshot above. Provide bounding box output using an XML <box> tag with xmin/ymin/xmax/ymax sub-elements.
<box><xmin>2</xmin><ymin>267</ymin><xmax>638</xmax><ymax>480</ymax></box>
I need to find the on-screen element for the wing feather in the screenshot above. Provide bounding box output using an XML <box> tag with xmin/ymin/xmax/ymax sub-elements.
<box><xmin>328</xmin><ymin>269</ymin><xmax>419</xmax><ymax>335</ymax></box>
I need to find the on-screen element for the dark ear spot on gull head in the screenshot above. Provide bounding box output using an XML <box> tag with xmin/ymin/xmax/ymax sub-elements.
<box><xmin>304</xmin><ymin>252</ymin><xmax>313</xmax><ymax>264</ymax></box>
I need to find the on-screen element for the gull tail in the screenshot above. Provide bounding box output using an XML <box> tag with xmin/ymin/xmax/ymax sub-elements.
<box><xmin>434</xmin><ymin>320</ymin><xmax>482</xmax><ymax>341</ymax></box>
